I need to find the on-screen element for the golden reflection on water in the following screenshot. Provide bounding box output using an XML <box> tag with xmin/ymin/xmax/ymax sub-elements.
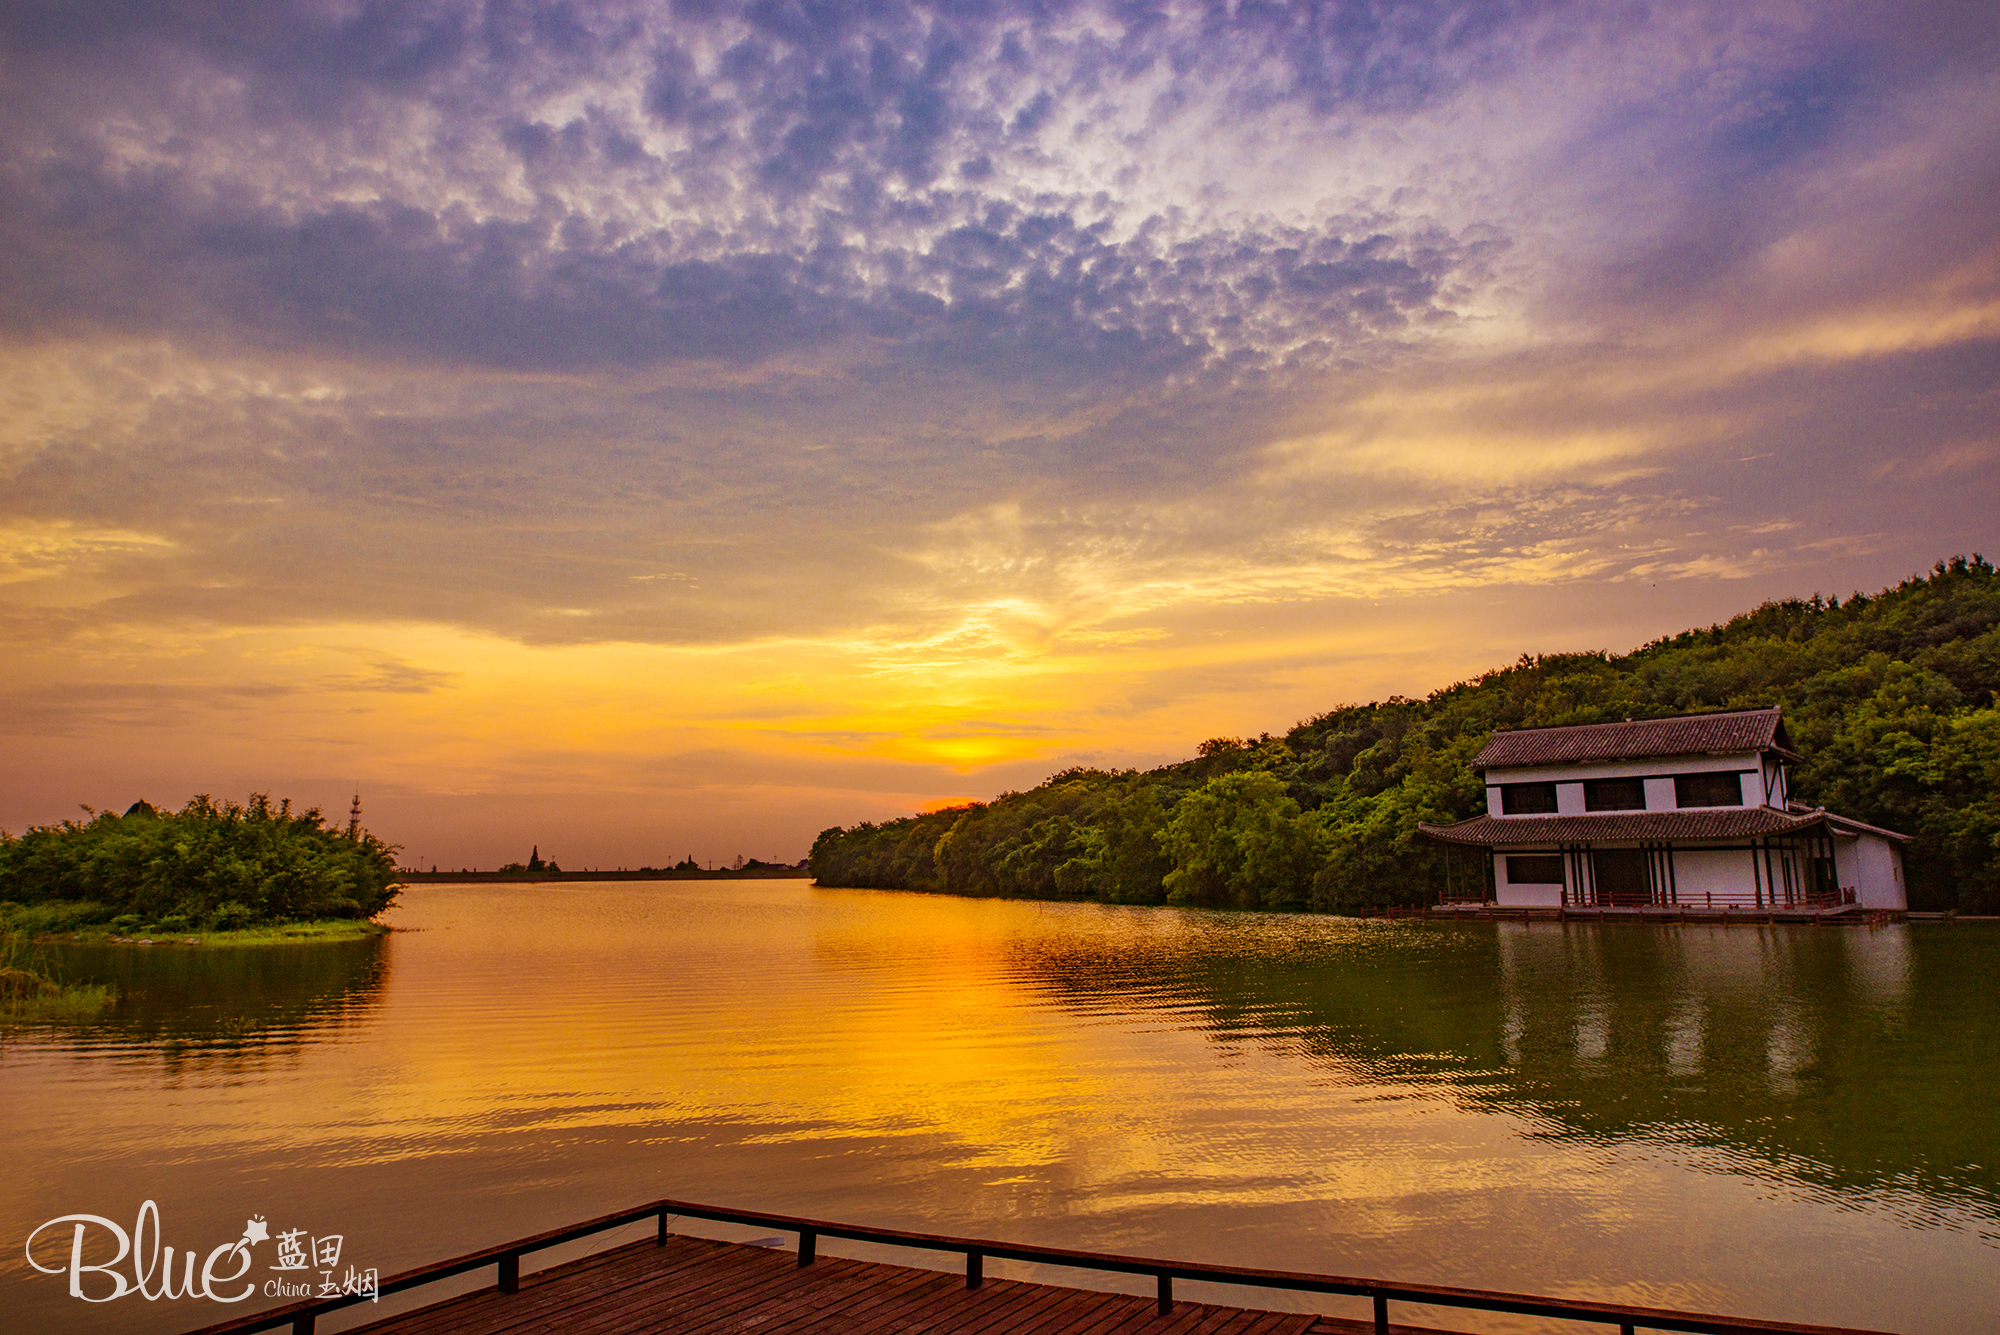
<box><xmin>2</xmin><ymin>881</ymin><xmax>1995</xmax><ymax>1335</ymax></box>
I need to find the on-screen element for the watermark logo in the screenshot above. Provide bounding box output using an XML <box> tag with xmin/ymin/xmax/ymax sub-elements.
<box><xmin>25</xmin><ymin>1201</ymin><xmax>377</xmax><ymax>1306</ymax></box>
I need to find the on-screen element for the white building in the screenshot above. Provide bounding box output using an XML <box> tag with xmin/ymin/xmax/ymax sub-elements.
<box><xmin>1420</xmin><ymin>708</ymin><xmax>1908</xmax><ymax>912</ymax></box>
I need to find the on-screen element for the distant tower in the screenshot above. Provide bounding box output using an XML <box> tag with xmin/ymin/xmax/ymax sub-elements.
<box><xmin>347</xmin><ymin>791</ymin><xmax>362</xmax><ymax>839</ymax></box>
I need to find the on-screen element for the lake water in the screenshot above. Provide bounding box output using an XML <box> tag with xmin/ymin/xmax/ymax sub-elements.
<box><xmin>3</xmin><ymin>880</ymin><xmax>1995</xmax><ymax>1334</ymax></box>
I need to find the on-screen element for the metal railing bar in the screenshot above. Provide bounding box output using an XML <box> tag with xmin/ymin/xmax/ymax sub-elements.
<box><xmin>177</xmin><ymin>1197</ymin><xmax>1900</xmax><ymax>1335</ymax></box>
<box><xmin>650</xmin><ymin>1200</ymin><xmax>1883</xmax><ymax>1335</ymax></box>
<box><xmin>181</xmin><ymin>1200</ymin><xmax>665</xmax><ymax>1335</ymax></box>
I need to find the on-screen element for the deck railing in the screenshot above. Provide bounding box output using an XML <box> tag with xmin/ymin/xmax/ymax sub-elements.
<box><xmin>1645</xmin><ymin>886</ymin><xmax>1858</xmax><ymax>911</ymax></box>
<box><xmin>179</xmin><ymin>1197</ymin><xmax>1897</xmax><ymax>1335</ymax></box>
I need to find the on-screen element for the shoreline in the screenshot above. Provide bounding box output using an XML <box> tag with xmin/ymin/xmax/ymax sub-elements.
<box><xmin>18</xmin><ymin>919</ymin><xmax>393</xmax><ymax>947</ymax></box>
<box><xmin>397</xmin><ymin>867</ymin><xmax>807</xmax><ymax>883</ymax></box>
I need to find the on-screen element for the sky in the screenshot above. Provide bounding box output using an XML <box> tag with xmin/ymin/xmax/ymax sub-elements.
<box><xmin>2</xmin><ymin>0</ymin><xmax>1997</xmax><ymax>870</ymax></box>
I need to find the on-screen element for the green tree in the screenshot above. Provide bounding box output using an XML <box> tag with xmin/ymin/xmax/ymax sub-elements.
<box><xmin>810</xmin><ymin>555</ymin><xmax>2000</xmax><ymax>912</ymax></box>
<box><xmin>1160</xmin><ymin>771</ymin><xmax>1317</xmax><ymax>909</ymax></box>
<box><xmin>1055</xmin><ymin>786</ymin><xmax>1172</xmax><ymax>903</ymax></box>
<box><xmin>0</xmin><ymin>794</ymin><xmax>400</xmax><ymax>929</ymax></box>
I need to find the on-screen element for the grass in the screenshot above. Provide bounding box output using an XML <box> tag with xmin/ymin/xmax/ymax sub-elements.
<box><xmin>59</xmin><ymin>919</ymin><xmax>394</xmax><ymax>947</ymax></box>
<box><xmin>0</xmin><ymin>902</ymin><xmax>393</xmax><ymax>946</ymax></box>
<box><xmin>0</xmin><ymin>934</ymin><xmax>117</xmax><ymax>1023</ymax></box>
<box><xmin>0</xmin><ymin>970</ymin><xmax>118</xmax><ymax>1022</ymax></box>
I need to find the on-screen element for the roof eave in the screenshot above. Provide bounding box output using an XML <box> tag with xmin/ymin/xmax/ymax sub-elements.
<box><xmin>1477</xmin><ymin>743</ymin><xmax>1803</xmax><ymax>773</ymax></box>
<box><xmin>1821</xmin><ymin>811</ymin><xmax>1912</xmax><ymax>842</ymax></box>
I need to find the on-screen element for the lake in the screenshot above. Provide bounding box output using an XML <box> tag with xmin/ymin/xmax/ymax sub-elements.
<box><xmin>3</xmin><ymin>880</ymin><xmax>1995</xmax><ymax>1334</ymax></box>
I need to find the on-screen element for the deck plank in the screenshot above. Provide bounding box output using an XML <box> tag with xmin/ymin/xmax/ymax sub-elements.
<box><xmin>336</xmin><ymin>1235</ymin><xmax>1439</xmax><ymax>1335</ymax></box>
<box><xmin>718</xmin><ymin>1256</ymin><xmax>961</xmax><ymax>1334</ymax></box>
<box><xmin>638</xmin><ymin>1255</ymin><xmax>939</xmax><ymax>1335</ymax></box>
<box><xmin>903</xmin><ymin>1275</ymin><xmax>1080</xmax><ymax>1335</ymax></box>
<box><xmin>351</xmin><ymin>1236</ymin><xmax>739</xmax><ymax>1335</ymax></box>
<box><xmin>573</xmin><ymin>1251</ymin><xmax>883</xmax><ymax>1334</ymax></box>
<box><xmin>998</xmin><ymin>1285</ymin><xmax>1135</xmax><ymax>1335</ymax></box>
<box><xmin>972</xmin><ymin>1279</ymin><xmax>1128</xmax><ymax>1335</ymax></box>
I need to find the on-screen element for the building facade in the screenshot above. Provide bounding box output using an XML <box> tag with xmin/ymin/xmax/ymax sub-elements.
<box><xmin>1420</xmin><ymin>708</ymin><xmax>1907</xmax><ymax>911</ymax></box>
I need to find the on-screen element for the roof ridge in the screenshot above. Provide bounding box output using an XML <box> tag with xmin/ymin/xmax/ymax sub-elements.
<box><xmin>1486</xmin><ymin>704</ymin><xmax>1779</xmax><ymax>738</ymax></box>
<box><xmin>1472</xmin><ymin>707</ymin><xmax>1794</xmax><ymax>770</ymax></box>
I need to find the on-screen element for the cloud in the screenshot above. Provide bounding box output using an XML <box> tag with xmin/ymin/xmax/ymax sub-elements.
<box><xmin>322</xmin><ymin>658</ymin><xmax>461</xmax><ymax>694</ymax></box>
<box><xmin>0</xmin><ymin>680</ymin><xmax>295</xmax><ymax>738</ymax></box>
<box><xmin>0</xmin><ymin>1</ymin><xmax>1512</xmax><ymax>382</ymax></box>
<box><xmin>1</xmin><ymin>1</ymin><xmax>1997</xmax><ymax>856</ymax></box>
<box><xmin>8</xmin><ymin>2</ymin><xmax>1989</xmax><ymax>397</ymax></box>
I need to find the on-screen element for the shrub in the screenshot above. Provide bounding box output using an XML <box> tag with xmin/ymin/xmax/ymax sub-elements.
<box><xmin>0</xmin><ymin>795</ymin><xmax>400</xmax><ymax>929</ymax></box>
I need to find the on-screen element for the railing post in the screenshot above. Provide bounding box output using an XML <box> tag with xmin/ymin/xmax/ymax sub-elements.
<box><xmin>658</xmin><ymin>1210</ymin><xmax>670</xmax><ymax>1245</ymax></box>
<box><xmin>965</xmin><ymin>1248</ymin><xmax>983</xmax><ymax>1289</ymax></box>
<box><xmin>499</xmin><ymin>1252</ymin><xmax>520</xmax><ymax>1293</ymax></box>
<box><xmin>1156</xmin><ymin>1274</ymin><xmax>1173</xmax><ymax>1315</ymax></box>
<box><xmin>797</xmin><ymin>1229</ymin><xmax>816</xmax><ymax>1267</ymax></box>
<box><xmin>1620</xmin><ymin>1325</ymin><xmax>1635</xmax><ymax>1335</ymax></box>
<box><xmin>1373</xmin><ymin>1294</ymin><xmax>1389</xmax><ymax>1334</ymax></box>
<box><xmin>291</xmin><ymin>1314</ymin><xmax>315</xmax><ymax>1335</ymax></box>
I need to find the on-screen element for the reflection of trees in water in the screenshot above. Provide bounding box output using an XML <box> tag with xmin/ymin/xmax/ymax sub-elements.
<box><xmin>1485</xmin><ymin>925</ymin><xmax>1998</xmax><ymax>1218</ymax></box>
<box><xmin>1012</xmin><ymin>920</ymin><xmax>1999</xmax><ymax>1216</ymax></box>
<box><xmin>14</xmin><ymin>937</ymin><xmax>389</xmax><ymax>1068</ymax></box>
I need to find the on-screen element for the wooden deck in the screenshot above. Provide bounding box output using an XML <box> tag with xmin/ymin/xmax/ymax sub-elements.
<box><xmin>346</xmin><ymin>1234</ymin><xmax>1439</xmax><ymax>1335</ymax></box>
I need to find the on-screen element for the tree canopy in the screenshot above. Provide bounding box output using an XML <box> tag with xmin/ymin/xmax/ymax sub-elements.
<box><xmin>0</xmin><ymin>794</ymin><xmax>401</xmax><ymax>931</ymax></box>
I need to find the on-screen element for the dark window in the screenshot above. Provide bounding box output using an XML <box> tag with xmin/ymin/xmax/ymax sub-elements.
<box><xmin>1583</xmin><ymin>777</ymin><xmax>1647</xmax><ymax>811</ymax></box>
<box><xmin>1592</xmin><ymin>848</ymin><xmax>1652</xmax><ymax>906</ymax></box>
<box><xmin>1500</xmin><ymin>782</ymin><xmax>1559</xmax><ymax>814</ymax></box>
<box><xmin>1675</xmin><ymin>771</ymin><xmax>1745</xmax><ymax>808</ymax></box>
<box><xmin>1506</xmin><ymin>854</ymin><xmax>1566</xmax><ymax>884</ymax></box>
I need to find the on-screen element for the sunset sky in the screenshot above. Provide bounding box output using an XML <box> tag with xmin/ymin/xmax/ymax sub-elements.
<box><xmin>3</xmin><ymin>1</ymin><xmax>1996</xmax><ymax>869</ymax></box>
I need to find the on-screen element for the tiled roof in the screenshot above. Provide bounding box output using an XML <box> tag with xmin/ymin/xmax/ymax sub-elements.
<box><xmin>1789</xmin><ymin>800</ymin><xmax>1909</xmax><ymax>842</ymax></box>
<box><xmin>1822</xmin><ymin>811</ymin><xmax>1911</xmax><ymax>842</ymax></box>
<box><xmin>1418</xmin><ymin>807</ymin><xmax>1825</xmax><ymax>847</ymax></box>
<box><xmin>1473</xmin><ymin>707</ymin><xmax>1796</xmax><ymax>770</ymax></box>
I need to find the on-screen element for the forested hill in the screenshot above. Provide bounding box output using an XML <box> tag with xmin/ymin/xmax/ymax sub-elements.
<box><xmin>809</xmin><ymin>556</ymin><xmax>2000</xmax><ymax>913</ymax></box>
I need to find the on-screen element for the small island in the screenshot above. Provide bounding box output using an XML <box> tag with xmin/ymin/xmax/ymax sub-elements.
<box><xmin>0</xmin><ymin>793</ymin><xmax>399</xmax><ymax>1018</ymax></box>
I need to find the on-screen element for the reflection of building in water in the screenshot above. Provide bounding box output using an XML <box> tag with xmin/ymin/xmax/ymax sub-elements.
<box><xmin>1764</xmin><ymin>998</ymin><xmax>1813</xmax><ymax>1096</ymax></box>
<box><xmin>1664</xmin><ymin>997</ymin><xmax>1704</xmax><ymax>1077</ymax></box>
<box><xmin>1841</xmin><ymin>925</ymin><xmax>1913</xmax><ymax>1023</ymax></box>
<box><xmin>1422</xmin><ymin>708</ymin><xmax>1908</xmax><ymax>911</ymax></box>
<box><xmin>1492</xmin><ymin>920</ymin><xmax>1913</xmax><ymax>1090</ymax></box>
<box><xmin>1020</xmin><ymin>911</ymin><xmax>1986</xmax><ymax>1209</ymax></box>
